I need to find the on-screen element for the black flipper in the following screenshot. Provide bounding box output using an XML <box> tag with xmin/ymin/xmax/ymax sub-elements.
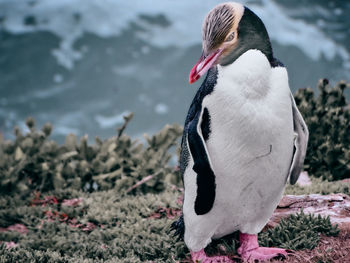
<box><xmin>173</xmin><ymin>67</ymin><xmax>218</xmax><ymax>236</ymax></box>
<box><xmin>179</xmin><ymin>67</ymin><xmax>218</xmax><ymax>179</ymax></box>
<box><xmin>188</xmin><ymin>107</ymin><xmax>216</xmax><ymax>215</ymax></box>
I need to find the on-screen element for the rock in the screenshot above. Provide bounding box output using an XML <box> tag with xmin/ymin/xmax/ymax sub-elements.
<box><xmin>4</xmin><ymin>241</ymin><xmax>18</xmax><ymax>249</ymax></box>
<box><xmin>268</xmin><ymin>194</ymin><xmax>350</xmax><ymax>230</ymax></box>
<box><xmin>62</xmin><ymin>198</ymin><xmax>83</xmax><ymax>207</ymax></box>
<box><xmin>0</xmin><ymin>224</ymin><xmax>28</xmax><ymax>234</ymax></box>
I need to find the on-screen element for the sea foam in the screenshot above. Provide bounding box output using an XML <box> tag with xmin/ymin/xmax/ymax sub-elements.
<box><xmin>0</xmin><ymin>0</ymin><xmax>349</xmax><ymax>69</ymax></box>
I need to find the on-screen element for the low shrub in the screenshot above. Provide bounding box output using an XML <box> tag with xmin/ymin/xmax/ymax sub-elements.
<box><xmin>295</xmin><ymin>79</ymin><xmax>350</xmax><ymax>181</ymax></box>
<box><xmin>0</xmin><ymin>113</ymin><xmax>183</xmax><ymax>196</ymax></box>
<box><xmin>259</xmin><ymin>210</ymin><xmax>339</xmax><ymax>250</ymax></box>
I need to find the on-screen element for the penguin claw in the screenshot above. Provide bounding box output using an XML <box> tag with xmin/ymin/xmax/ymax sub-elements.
<box><xmin>190</xmin><ymin>249</ymin><xmax>233</xmax><ymax>263</ymax></box>
<box><xmin>239</xmin><ymin>247</ymin><xmax>290</xmax><ymax>261</ymax></box>
<box><xmin>238</xmin><ymin>233</ymin><xmax>291</xmax><ymax>262</ymax></box>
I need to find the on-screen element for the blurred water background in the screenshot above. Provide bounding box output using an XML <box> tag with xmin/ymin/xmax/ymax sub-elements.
<box><xmin>0</xmin><ymin>0</ymin><xmax>349</xmax><ymax>142</ymax></box>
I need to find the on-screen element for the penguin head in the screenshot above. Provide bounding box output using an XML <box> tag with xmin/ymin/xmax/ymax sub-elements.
<box><xmin>189</xmin><ymin>2</ymin><xmax>273</xmax><ymax>84</ymax></box>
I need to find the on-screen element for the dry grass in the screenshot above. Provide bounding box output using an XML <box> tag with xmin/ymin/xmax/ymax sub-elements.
<box><xmin>271</xmin><ymin>230</ymin><xmax>350</xmax><ymax>263</ymax></box>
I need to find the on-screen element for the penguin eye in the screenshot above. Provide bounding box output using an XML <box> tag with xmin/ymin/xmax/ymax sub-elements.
<box><xmin>225</xmin><ymin>32</ymin><xmax>235</xmax><ymax>42</ymax></box>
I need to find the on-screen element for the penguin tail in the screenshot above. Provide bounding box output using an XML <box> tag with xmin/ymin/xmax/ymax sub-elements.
<box><xmin>170</xmin><ymin>214</ymin><xmax>185</xmax><ymax>241</ymax></box>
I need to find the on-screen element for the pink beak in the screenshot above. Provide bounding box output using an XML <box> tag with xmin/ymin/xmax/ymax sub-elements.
<box><xmin>189</xmin><ymin>49</ymin><xmax>223</xmax><ymax>84</ymax></box>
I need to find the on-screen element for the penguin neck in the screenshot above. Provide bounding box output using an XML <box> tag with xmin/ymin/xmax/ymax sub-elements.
<box><xmin>216</xmin><ymin>49</ymin><xmax>271</xmax><ymax>99</ymax></box>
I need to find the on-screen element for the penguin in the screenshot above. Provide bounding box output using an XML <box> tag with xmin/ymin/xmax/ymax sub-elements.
<box><xmin>172</xmin><ymin>2</ymin><xmax>309</xmax><ymax>262</ymax></box>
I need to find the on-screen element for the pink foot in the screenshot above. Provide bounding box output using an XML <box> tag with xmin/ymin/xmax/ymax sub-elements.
<box><xmin>191</xmin><ymin>249</ymin><xmax>233</xmax><ymax>263</ymax></box>
<box><xmin>238</xmin><ymin>233</ymin><xmax>290</xmax><ymax>261</ymax></box>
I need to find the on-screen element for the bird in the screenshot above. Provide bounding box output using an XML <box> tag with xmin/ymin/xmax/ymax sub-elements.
<box><xmin>172</xmin><ymin>2</ymin><xmax>309</xmax><ymax>262</ymax></box>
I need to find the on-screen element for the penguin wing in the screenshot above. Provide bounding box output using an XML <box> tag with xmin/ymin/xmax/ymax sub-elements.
<box><xmin>187</xmin><ymin>106</ymin><xmax>216</xmax><ymax>215</ymax></box>
<box><xmin>288</xmin><ymin>93</ymin><xmax>309</xmax><ymax>185</ymax></box>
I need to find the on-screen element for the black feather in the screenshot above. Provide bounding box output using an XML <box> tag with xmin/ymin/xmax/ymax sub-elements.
<box><xmin>179</xmin><ymin>67</ymin><xmax>218</xmax><ymax>179</ymax></box>
<box><xmin>170</xmin><ymin>214</ymin><xmax>185</xmax><ymax>240</ymax></box>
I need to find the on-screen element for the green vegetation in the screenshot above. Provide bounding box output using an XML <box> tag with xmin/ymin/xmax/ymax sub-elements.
<box><xmin>259</xmin><ymin>210</ymin><xmax>339</xmax><ymax>250</ymax></box>
<box><xmin>284</xmin><ymin>176</ymin><xmax>350</xmax><ymax>196</ymax></box>
<box><xmin>1</xmin><ymin>80</ymin><xmax>349</xmax><ymax>262</ymax></box>
<box><xmin>295</xmin><ymin>79</ymin><xmax>350</xmax><ymax>181</ymax></box>
<box><xmin>0</xmin><ymin>113</ymin><xmax>183</xmax><ymax>196</ymax></box>
<box><xmin>0</xmin><ymin>188</ymin><xmax>187</xmax><ymax>263</ymax></box>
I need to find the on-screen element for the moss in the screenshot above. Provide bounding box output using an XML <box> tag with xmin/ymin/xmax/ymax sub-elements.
<box><xmin>0</xmin><ymin>188</ymin><xmax>187</xmax><ymax>263</ymax></box>
<box><xmin>294</xmin><ymin>79</ymin><xmax>350</xmax><ymax>181</ymax></box>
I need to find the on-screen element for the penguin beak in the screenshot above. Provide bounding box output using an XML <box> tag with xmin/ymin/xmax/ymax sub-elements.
<box><xmin>189</xmin><ymin>48</ymin><xmax>223</xmax><ymax>84</ymax></box>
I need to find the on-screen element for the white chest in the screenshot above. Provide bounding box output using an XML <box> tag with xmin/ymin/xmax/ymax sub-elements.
<box><xmin>202</xmin><ymin>50</ymin><xmax>294</xmax><ymax>178</ymax></box>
